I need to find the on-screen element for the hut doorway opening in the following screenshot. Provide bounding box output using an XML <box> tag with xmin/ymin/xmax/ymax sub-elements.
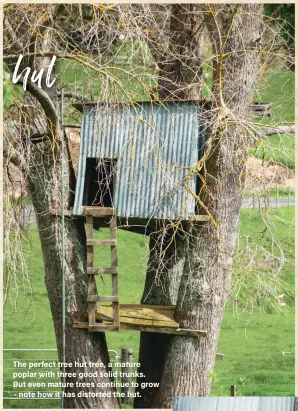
<box><xmin>83</xmin><ymin>158</ymin><xmax>117</xmax><ymax>208</ymax></box>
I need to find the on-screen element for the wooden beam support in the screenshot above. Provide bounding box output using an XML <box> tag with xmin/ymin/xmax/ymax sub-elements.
<box><xmin>89</xmin><ymin>324</ymin><xmax>119</xmax><ymax>332</ymax></box>
<box><xmin>120</xmin><ymin>323</ymin><xmax>207</xmax><ymax>337</ymax></box>
<box><xmin>84</xmin><ymin>207</ymin><xmax>116</xmax><ymax>216</ymax></box>
<box><xmin>72</xmin><ymin>321</ymin><xmax>207</xmax><ymax>337</ymax></box>
<box><xmin>86</xmin><ymin>239</ymin><xmax>117</xmax><ymax>246</ymax></box>
<box><xmin>87</xmin><ymin>267</ymin><xmax>118</xmax><ymax>275</ymax></box>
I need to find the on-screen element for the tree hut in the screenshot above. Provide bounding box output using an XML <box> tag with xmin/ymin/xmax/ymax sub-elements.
<box><xmin>71</xmin><ymin>100</ymin><xmax>208</xmax><ymax>335</ymax></box>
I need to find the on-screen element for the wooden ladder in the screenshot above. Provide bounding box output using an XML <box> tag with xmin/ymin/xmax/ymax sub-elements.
<box><xmin>85</xmin><ymin>207</ymin><xmax>120</xmax><ymax>331</ymax></box>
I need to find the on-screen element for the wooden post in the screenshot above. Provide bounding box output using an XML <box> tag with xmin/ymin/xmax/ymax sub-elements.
<box><xmin>230</xmin><ymin>385</ymin><xmax>237</xmax><ymax>396</ymax></box>
<box><xmin>121</xmin><ymin>348</ymin><xmax>133</xmax><ymax>404</ymax></box>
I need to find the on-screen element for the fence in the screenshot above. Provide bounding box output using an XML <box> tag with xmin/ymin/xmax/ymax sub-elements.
<box><xmin>243</xmin><ymin>187</ymin><xmax>295</xmax><ymax>209</ymax></box>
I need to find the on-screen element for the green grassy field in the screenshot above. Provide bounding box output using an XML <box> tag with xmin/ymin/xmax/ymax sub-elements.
<box><xmin>252</xmin><ymin>69</ymin><xmax>295</xmax><ymax>168</ymax></box>
<box><xmin>3</xmin><ymin>207</ymin><xmax>294</xmax><ymax>408</ymax></box>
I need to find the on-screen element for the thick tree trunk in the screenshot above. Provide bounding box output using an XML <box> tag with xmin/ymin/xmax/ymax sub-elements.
<box><xmin>136</xmin><ymin>4</ymin><xmax>263</xmax><ymax>408</ymax></box>
<box><xmin>135</xmin><ymin>227</ymin><xmax>186</xmax><ymax>408</ymax></box>
<box><xmin>150</xmin><ymin>4</ymin><xmax>205</xmax><ymax>100</ymax></box>
<box><xmin>24</xmin><ymin>142</ymin><xmax>119</xmax><ymax>408</ymax></box>
<box><xmin>135</xmin><ymin>7</ymin><xmax>206</xmax><ymax>406</ymax></box>
<box><xmin>18</xmin><ymin>30</ymin><xmax>119</xmax><ymax>406</ymax></box>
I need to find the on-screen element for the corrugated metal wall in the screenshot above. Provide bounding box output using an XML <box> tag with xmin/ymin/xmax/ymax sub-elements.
<box><xmin>73</xmin><ymin>101</ymin><xmax>205</xmax><ymax>219</ymax></box>
<box><xmin>173</xmin><ymin>397</ymin><xmax>296</xmax><ymax>411</ymax></box>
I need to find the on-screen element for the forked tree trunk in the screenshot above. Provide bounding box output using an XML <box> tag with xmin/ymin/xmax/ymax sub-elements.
<box><xmin>19</xmin><ymin>41</ymin><xmax>119</xmax><ymax>406</ymax></box>
<box><xmin>136</xmin><ymin>4</ymin><xmax>263</xmax><ymax>408</ymax></box>
<box><xmin>24</xmin><ymin>142</ymin><xmax>119</xmax><ymax>408</ymax></box>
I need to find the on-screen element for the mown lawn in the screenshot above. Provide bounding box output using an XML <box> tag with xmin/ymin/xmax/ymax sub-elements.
<box><xmin>3</xmin><ymin>207</ymin><xmax>294</xmax><ymax>408</ymax></box>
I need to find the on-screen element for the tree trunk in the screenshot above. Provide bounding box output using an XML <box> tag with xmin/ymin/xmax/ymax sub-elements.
<box><xmin>19</xmin><ymin>33</ymin><xmax>119</xmax><ymax>407</ymax></box>
<box><xmin>135</xmin><ymin>7</ymin><xmax>206</xmax><ymax>406</ymax></box>
<box><xmin>24</xmin><ymin>142</ymin><xmax>119</xmax><ymax>408</ymax></box>
<box><xmin>136</xmin><ymin>4</ymin><xmax>263</xmax><ymax>408</ymax></box>
<box><xmin>149</xmin><ymin>4</ymin><xmax>205</xmax><ymax>100</ymax></box>
<box><xmin>135</xmin><ymin>227</ymin><xmax>186</xmax><ymax>408</ymax></box>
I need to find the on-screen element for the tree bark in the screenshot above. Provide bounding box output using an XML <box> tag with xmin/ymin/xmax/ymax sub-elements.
<box><xmin>24</xmin><ymin>140</ymin><xmax>119</xmax><ymax>408</ymax></box>
<box><xmin>135</xmin><ymin>226</ymin><xmax>187</xmax><ymax>408</ymax></box>
<box><xmin>136</xmin><ymin>4</ymin><xmax>263</xmax><ymax>408</ymax></box>
<box><xmin>16</xmin><ymin>27</ymin><xmax>120</xmax><ymax>408</ymax></box>
<box><xmin>135</xmin><ymin>7</ymin><xmax>206</xmax><ymax>406</ymax></box>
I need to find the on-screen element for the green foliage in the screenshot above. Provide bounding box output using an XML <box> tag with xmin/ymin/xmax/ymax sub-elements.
<box><xmin>3</xmin><ymin>69</ymin><xmax>23</xmax><ymax>109</ymax></box>
<box><xmin>264</xmin><ymin>4</ymin><xmax>295</xmax><ymax>48</ymax></box>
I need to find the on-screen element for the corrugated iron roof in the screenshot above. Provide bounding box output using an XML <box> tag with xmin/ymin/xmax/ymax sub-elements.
<box><xmin>73</xmin><ymin>101</ymin><xmax>206</xmax><ymax>220</ymax></box>
<box><xmin>173</xmin><ymin>397</ymin><xmax>296</xmax><ymax>411</ymax></box>
<box><xmin>72</xmin><ymin>99</ymin><xmax>208</xmax><ymax>113</ymax></box>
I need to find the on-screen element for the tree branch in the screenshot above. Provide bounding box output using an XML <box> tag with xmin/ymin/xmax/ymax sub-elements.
<box><xmin>16</xmin><ymin>77</ymin><xmax>59</xmax><ymax>139</ymax></box>
<box><xmin>262</xmin><ymin>125</ymin><xmax>295</xmax><ymax>136</ymax></box>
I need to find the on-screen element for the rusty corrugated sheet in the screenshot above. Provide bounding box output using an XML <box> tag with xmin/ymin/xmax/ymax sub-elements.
<box><xmin>173</xmin><ymin>397</ymin><xmax>296</xmax><ymax>411</ymax></box>
<box><xmin>73</xmin><ymin>101</ymin><xmax>205</xmax><ymax>219</ymax></box>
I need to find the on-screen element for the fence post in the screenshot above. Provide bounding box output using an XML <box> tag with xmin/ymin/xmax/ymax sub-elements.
<box><xmin>230</xmin><ymin>385</ymin><xmax>237</xmax><ymax>397</ymax></box>
<box><xmin>121</xmin><ymin>348</ymin><xmax>133</xmax><ymax>404</ymax></box>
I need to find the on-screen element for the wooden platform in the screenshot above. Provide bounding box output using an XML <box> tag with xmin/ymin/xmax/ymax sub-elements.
<box><xmin>94</xmin><ymin>304</ymin><xmax>207</xmax><ymax>337</ymax></box>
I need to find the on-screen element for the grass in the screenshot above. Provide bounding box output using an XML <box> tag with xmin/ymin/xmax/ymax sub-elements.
<box><xmin>3</xmin><ymin>207</ymin><xmax>294</xmax><ymax>408</ymax></box>
<box><xmin>252</xmin><ymin>69</ymin><xmax>295</xmax><ymax>168</ymax></box>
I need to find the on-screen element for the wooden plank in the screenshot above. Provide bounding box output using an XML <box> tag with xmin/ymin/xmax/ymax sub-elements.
<box><xmin>97</xmin><ymin>304</ymin><xmax>176</xmax><ymax>322</ymax></box>
<box><xmin>73</xmin><ymin>322</ymin><xmax>89</xmax><ymax>329</ymax></box>
<box><xmin>99</xmin><ymin>296</ymin><xmax>119</xmax><ymax>302</ymax></box>
<box><xmin>73</xmin><ymin>321</ymin><xmax>208</xmax><ymax>338</ymax></box>
<box><xmin>87</xmin><ymin>267</ymin><xmax>118</xmax><ymax>275</ymax></box>
<box><xmin>86</xmin><ymin>215</ymin><xmax>97</xmax><ymax>325</ymax></box>
<box><xmin>120</xmin><ymin>323</ymin><xmax>207</xmax><ymax>337</ymax></box>
<box><xmin>88</xmin><ymin>295</ymin><xmax>119</xmax><ymax>303</ymax></box>
<box><xmin>84</xmin><ymin>207</ymin><xmax>116</xmax><ymax>216</ymax></box>
<box><xmin>89</xmin><ymin>324</ymin><xmax>119</xmax><ymax>332</ymax></box>
<box><xmin>88</xmin><ymin>295</ymin><xmax>101</xmax><ymax>303</ymax></box>
<box><xmin>87</xmin><ymin>239</ymin><xmax>117</xmax><ymax>246</ymax></box>
<box><xmin>110</xmin><ymin>214</ymin><xmax>119</xmax><ymax>327</ymax></box>
<box><xmin>97</xmin><ymin>310</ymin><xmax>178</xmax><ymax>328</ymax></box>
<box><xmin>110</xmin><ymin>215</ymin><xmax>118</xmax><ymax>268</ymax></box>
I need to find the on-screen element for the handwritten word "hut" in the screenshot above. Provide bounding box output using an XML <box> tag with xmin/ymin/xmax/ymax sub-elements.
<box><xmin>12</xmin><ymin>55</ymin><xmax>57</xmax><ymax>91</ymax></box>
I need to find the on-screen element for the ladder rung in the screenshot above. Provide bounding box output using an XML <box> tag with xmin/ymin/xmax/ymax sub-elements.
<box><xmin>87</xmin><ymin>267</ymin><xmax>118</xmax><ymax>275</ymax></box>
<box><xmin>89</xmin><ymin>325</ymin><xmax>119</xmax><ymax>332</ymax></box>
<box><xmin>87</xmin><ymin>239</ymin><xmax>117</xmax><ymax>246</ymax></box>
<box><xmin>88</xmin><ymin>295</ymin><xmax>101</xmax><ymax>302</ymax></box>
<box><xmin>88</xmin><ymin>295</ymin><xmax>119</xmax><ymax>303</ymax></box>
<box><xmin>84</xmin><ymin>207</ymin><xmax>116</xmax><ymax>216</ymax></box>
